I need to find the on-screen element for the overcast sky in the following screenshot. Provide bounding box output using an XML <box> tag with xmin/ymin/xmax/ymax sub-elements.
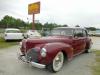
<box><xmin>0</xmin><ymin>0</ymin><xmax>100</xmax><ymax>28</ymax></box>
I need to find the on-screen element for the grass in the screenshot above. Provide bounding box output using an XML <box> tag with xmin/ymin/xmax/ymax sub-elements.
<box><xmin>0</xmin><ymin>28</ymin><xmax>4</xmax><ymax>33</ymax></box>
<box><xmin>0</xmin><ymin>37</ymin><xmax>18</xmax><ymax>49</ymax></box>
<box><xmin>94</xmin><ymin>51</ymin><xmax>100</xmax><ymax>56</ymax></box>
<box><xmin>92</xmin><ymin>51</ymin><xmax>100</xmax><ymax>75</ymax></box>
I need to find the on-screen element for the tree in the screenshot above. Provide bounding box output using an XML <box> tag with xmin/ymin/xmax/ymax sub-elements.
<box><xmin>43</xmin><ymin>22</ymin><xmax>59</xmax><ymax>31</ymax></box>
<box><xmin>75</xmin><ymin>25</ymin><xmax>80</xmax><ymax>27</ymax></box>
<box><xmin>86</xmin><ymin>27</ymin><xmax>96</xmax><ymax>31</ymax></box>
<box><xmin>62</xmin><ymin>24</ymin><xmax>68</xmax><ymax>27</ymax></box>
<box><xmin>0</xmin><ymin>15</ymin><xmax>64</xmax><ymax>31</ymax></box>
<box><xmin>0</xmin><ymin>15</ymin><xmax>14</xmax><ymax>28</ymax></box>
<box><xmin>0</xmin><ymin>15</ymin><xmax>27</xmax><ymax>28</ymax></box>
<box><xmin>35</xmin><ymin>23</ymin><xmax>43</xmax><ymax>30</ymax></box>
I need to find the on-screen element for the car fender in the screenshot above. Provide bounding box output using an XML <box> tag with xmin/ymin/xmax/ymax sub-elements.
<box><xmin>39</xmin><ymin>42</ymin><xmax>74</xmax><ymax>65</ymax></box>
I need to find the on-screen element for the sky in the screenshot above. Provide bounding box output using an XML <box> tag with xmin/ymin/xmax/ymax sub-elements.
<box><xmin>0</xmin><ymin>0</ymin><xmax>100</xmax><ymax>28</ymax></box>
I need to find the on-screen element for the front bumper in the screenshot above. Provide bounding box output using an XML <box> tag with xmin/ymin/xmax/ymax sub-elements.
<box><xmin>18</xmin><ymin>53</ymin><xmax>46</xmax><ymax>69</ymax></box>
<box><xmin>5</xmin><ymin>36</ymin><xmax>23</xmax><ymax>40</ymax></box>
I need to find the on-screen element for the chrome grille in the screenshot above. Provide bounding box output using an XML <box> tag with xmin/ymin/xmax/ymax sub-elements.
<box><xmin>25</xmin><ymin>48</ymin><xmax>38</xmax><ymax>62</ymax></box>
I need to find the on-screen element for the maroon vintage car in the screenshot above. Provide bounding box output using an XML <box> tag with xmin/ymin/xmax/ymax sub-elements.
<box><xmin>18</xmin><ymin>27</ymin><xmax>92</xmax><ymax>72</ymax></box>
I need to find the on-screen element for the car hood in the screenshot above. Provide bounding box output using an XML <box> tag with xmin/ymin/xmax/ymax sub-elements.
<box><xmin>21</xmin><ymin>36</ymin><xmax>73</xmax><ymax>53</ymax></box>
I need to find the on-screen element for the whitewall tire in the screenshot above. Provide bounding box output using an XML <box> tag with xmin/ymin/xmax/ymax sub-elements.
<box><xmin>47</xmin><ymin>51</ymin><xmax>64</xmax><ymax>72</ymax></box>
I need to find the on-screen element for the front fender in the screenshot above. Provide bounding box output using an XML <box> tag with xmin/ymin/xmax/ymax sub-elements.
<box><xmin>39</xmin><ymin>42</ymin><xmax>73</xmax><ymax>65</ymax></box>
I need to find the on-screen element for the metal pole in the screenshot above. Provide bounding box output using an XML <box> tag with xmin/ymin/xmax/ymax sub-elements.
<box><xmin>32</xmin><ymin>14</ymin><xmax>35</xmax><ymax>30</ymax></box>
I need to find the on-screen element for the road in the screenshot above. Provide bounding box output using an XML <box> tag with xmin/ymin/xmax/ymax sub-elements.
<box><xmin>0</xmin><ymin>45</ymin><xmax>95</xmax><ymax>75</ymax></box>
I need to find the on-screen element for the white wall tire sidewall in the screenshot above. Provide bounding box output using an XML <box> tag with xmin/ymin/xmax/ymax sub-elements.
<box><xmin>53</xmin><ymin>51</ymin><xmax>64</xmax><ymax>72</ymax></box>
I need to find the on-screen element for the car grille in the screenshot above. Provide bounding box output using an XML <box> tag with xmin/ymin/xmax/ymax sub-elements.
<box><xmin>25</xmin><ymin>48</ymin><xmax>38</xmax><ymax>62</ymax></box>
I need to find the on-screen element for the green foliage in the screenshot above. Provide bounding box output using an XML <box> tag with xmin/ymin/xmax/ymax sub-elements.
<box><xmin>28</xmin><ymin>23</ymin><xmax>43</xmax><ymax>30</ymax></box>
<box><xmin>92</xmin><ymin>51</ymin><xmax>100</xmax><ymax>75</ymax></box>
<box><xmin>62</xmin><ymin>24</ymin><xmax>68</xmax><ymax>27</ymax></box>
<box><xmin>75</xmin><ymin>25</ymin><xmax>80</xmax><ymax>27</ymax></box>
<box><xmin>94</xmin><ymin>51</ymin><xmax>100</xmax><ymax>56</ymax></box>
<box><xmin>0</xmin><ymin>15</ymin><xmax>27</xmax><ymax>28</ymax></box>
<box><xmin>93</xmin><ymin>65</ymin><xmax>100</xmax><ymax>75</ymax></box>
<box><xmin>0</xmin><ymin>15</ymin><xmax>66</xmax><ymax>31</ymax></box>
<box><xmin>0</xmin><ymin>37</ymin><xmax>18</xmax><ymax>49</ymax></box>
<box><xmin>35</xmin><ymin>23</ymin><xmax>43</xmax><ymax>30</ymax></box>
<box><xmin>43</xmin><ymin>22</ymin><xmax>59</xmax><ymax>31</ymax></box>
<box><xmin>86</xmin><ymin>27</ymin><xmax>96</xmax><ymax>31</ymax></box>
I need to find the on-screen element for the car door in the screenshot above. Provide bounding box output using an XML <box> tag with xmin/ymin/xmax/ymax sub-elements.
<box><xmin>72</xmin><ymin>29</ymin><xmax>86</xmax><ymax>55</ymax></box>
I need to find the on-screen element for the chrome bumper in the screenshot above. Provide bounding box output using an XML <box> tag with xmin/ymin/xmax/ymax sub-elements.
<box><xmin>18</xmin><ymin>53</ymin><xmax>46</xmax><ymax>69</ymax></box>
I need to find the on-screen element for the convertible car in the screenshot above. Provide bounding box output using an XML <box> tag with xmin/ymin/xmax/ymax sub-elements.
<box><xmin>18</xmin><ymin>27</ymin><xmax>92</xmax><ymax>72</ymax></box>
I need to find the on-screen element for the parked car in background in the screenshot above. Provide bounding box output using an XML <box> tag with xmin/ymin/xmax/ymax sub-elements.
<box><xmin>4</xmin><ymin>28</ymin><xmax>24</xmax><ymax>41</ymax></box>
<box><xmin>88</xmin><ymin>31</ymin><xmax>96</xmax><ymax>36</ymax></box>
<box><xmin>94</xmin><ymin>30</ymin><xmax>100</xmax><ymax>36</ymax></box>
<box><xmin>24</xmin><ymin>30</ymin><xmax>41</xmax><ymax>38</ymax></box>
<box><xmin>18</xmin><ymin>27</ymin><xmax>92</xmax><ymax>72</ymax></box>
<box><xmin>88</xmin><ymin>30</ymin><xmax>100</xmax><ymax>36</ymax></box>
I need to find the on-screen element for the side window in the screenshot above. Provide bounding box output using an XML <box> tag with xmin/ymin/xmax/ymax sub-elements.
<box><xmin>83</xmin><ymin>30</ymin><xmax>88</xmax><ymax>37</ymax></box>
<box><xmin>82</xmin><ymin>30</ymin><xmax>87</xmax><ymax>37</ymax></box>
<box><xmin>74</xmin><ymin>29</ymin><xmax>83</xmax><ymax>37</ymax></box>
<box><xmin>61</xmin><ymin>31</ymin><xmax>66</xmax><ymax>35</ymax></box>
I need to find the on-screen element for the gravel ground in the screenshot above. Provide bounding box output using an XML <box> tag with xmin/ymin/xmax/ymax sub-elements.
<box><xmin>0</xmin><ymin>45</ymin><xmax>95</xmax><ymax>75</ymax></box>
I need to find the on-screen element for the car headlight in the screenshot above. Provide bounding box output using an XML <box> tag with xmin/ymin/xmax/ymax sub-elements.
<box><xmin>40</xmin><ymin>48</ymin><xmax>47</xmax><ymax>57</ymax></box>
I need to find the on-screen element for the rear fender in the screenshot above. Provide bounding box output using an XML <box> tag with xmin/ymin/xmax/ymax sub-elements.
<box><xmin>85</xmin><ymin>38</ymin><xmax>92</xmax><ymax>49</ymax></box>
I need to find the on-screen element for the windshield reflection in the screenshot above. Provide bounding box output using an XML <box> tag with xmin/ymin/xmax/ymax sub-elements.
<box><xmin>50</xmin><ymin>29</ymin><xmax>73</xmax><ymax>36</ymax></box>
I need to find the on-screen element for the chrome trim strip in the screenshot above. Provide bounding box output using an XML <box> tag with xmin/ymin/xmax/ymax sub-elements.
<box><xmin>30</xmin><ymin>62</ymin><xmax>45</xmax><ymax>69</ymax></box>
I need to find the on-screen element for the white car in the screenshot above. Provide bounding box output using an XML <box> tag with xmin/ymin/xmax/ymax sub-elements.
<box><xmin>4</xmin><ymin>28</ymin><xmax>24</xmax><ymax>41</ymax></box>
<box><xmin>24</xmin><ymin>30</ymin><xmax>41</xmax><ymax>38</ymax></box>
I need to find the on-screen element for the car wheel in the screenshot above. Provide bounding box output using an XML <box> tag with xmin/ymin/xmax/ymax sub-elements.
<box><xmin>47</xmin><ymin>51</ymin><xmax>64</xmax><ymax>72</ymax></box>
<box><xmin>85</xmin><ymin>43</ymin><xmax>92</xmax><ymax>53</ymax></box>
<box><xmin>84</xmin><ymin>49</ymin><xmax>89</xmax><ymax>53</ymax></box>
<box><xmin>5</xmin><ymin>39</ymin><xmax>8</xmax><ymax>42</ymax></box>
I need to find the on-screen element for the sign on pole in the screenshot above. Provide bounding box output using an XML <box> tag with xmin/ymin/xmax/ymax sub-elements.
<box><xmin>28</xmin><ymin>2</ymin><xmax>40</xmax><ymax>14</ymax></box>
<box><xmin>28</xmin><ymin>2</ymin><xmax>40</xmax><ymax>30</ymax></box>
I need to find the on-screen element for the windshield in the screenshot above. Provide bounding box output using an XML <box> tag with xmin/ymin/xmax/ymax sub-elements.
<box><xmin>6</xmin><ymin>30</ymin><xmax>21</xmax><ymax>33</ymax></box>
<box><xmin>51</xmin><ymin>28</ymin><xmax>73</xmax><ymax>36</ymax></box>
